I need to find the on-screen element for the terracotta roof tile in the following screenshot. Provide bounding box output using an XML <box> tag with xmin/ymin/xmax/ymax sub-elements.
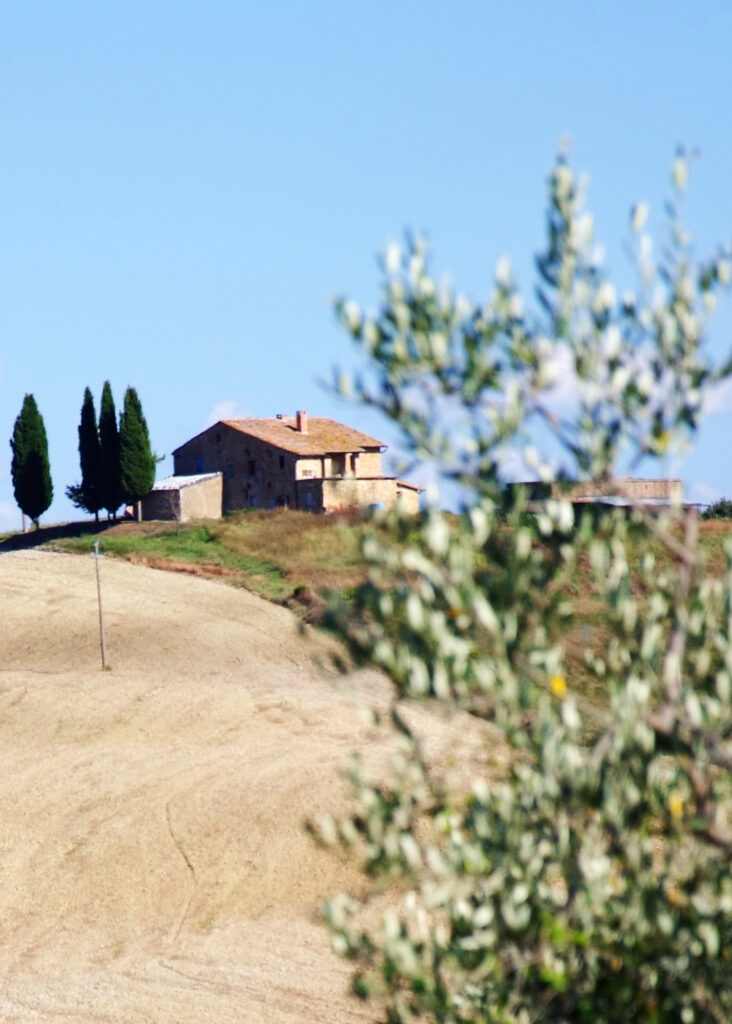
<box><xmin>220</xmin><ymin>417</ymin><xmax>385</xmax><ymax>455</ymax></box>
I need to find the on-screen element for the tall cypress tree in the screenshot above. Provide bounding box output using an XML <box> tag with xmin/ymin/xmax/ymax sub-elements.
<box><xmin>119</xmin><ymin>386</ymin><xmax>155</xmax><ymax>519</ymax></box>
<box><xmin>98</xmin><ymin>380</ymin><xmax>122</xmax><ymax>519</ymax></box>
<box><xmin>10</xmin><ymin>393</ymin><xmax>53</xmax><ymax>528</ymax></box>
<box><xmin>66</xmin><ymin>387</ymin><xmax>102</xmax><ymax>520</ymax></box>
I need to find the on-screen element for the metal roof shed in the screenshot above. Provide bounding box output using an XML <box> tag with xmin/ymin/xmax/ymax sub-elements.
<box><xmin>140</xmin><ymin>473</ymin><xmax>223</xmax><ymax>522</ymax></box>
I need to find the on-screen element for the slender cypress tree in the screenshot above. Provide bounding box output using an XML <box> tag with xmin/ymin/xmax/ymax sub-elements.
<box><xmin>119</xmin><ymin>387</ymin><xmax>156</xmax><ymax>519</ymax></box>
<box><xmin>66</xmin><ymin>387</ymin><xmax>102</xmax><ymax>520</ymax></box>
<box><xmin>10</xmin><ymin>393</ymin><xmax>53</xmax><ymax>528</ymax></box>
<box><xmin>98</xmin><ymin>381</ymin><xmax>122</xmax><ymax>519</ymax></box>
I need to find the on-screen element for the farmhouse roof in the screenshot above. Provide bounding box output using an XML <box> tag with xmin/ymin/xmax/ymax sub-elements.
<box><xmin>216</xmin><ymin>416</ymin><xmax>386</xmax><ymax>456</ymax></box>
<box><xmin>152</xmin><ymin>472</ymin><xmax>222</xmax><ymax>491</ymax></box>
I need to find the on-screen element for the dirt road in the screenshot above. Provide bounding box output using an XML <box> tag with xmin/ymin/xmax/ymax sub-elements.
<box><xmin>0</xmin><ymin>549</ymin><xmax>387</xmax><ymax>1022</ymax></box>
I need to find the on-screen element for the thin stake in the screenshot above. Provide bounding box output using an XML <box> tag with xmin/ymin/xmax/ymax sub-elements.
<box><xmin>93</xmin><ymin>540</ymin><xmax>107</xmax><ymax>669</ymax></box>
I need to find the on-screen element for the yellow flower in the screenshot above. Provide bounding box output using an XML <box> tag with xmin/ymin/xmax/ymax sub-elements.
<box><xmin>550</xmin><ymin>674</ymin><xmax>567</xmax><ymax>699</ymax></box>
<box><xmin>666</xmin><ymin>884</ymin><xmax>682</xmax><ymax>907</ymax></box>
<box><xmin>669</xmin><ymin>792</ymin><xmax>684</xmax><ymax>821</ymax></box>
<box><xmin>656</xmin><ymin>430</ymin><xmax>671</xmax><ymax>453</ymax></box>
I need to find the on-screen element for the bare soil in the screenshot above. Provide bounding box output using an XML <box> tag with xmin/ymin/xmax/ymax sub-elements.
<box><xmin>0</xmin><ymin>549</ymin><xmax>391</xmax><ymax>1023</ymax></box>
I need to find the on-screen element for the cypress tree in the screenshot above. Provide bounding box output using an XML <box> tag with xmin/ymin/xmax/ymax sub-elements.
<box><xmin>119</xmin><ymin>386</ymin><xmax>155</xmax><ymax>519</ymax></box>
<box><xmin>66</xmin><ymin>387</ymin><xmax>102</xmax><ymax>520</ymax></box>
<box><xmin>98</xmin><ymin>381</ymin><xmax>122</xmax><ymax>519</ymax></box>
<box><xmin>10</xmin><ymin>393</ymin><xmax>53</xmax><ymax>528</ymax></box>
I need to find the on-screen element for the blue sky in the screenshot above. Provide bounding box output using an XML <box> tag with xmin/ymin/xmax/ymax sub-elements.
<box><xmin>1</xmin><ymin>1</ymin><xmax>732</xmax><ymax>529</ymax></box>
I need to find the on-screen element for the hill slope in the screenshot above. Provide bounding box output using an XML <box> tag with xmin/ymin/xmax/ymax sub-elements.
<box><xmin>0</xmin><ymin>549</ymin><xmax>387</xmax><ymax>1022</ymax></box>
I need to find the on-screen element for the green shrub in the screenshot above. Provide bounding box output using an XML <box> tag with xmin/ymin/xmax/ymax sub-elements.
<box><xmin>702</xmin><ymin>497</ymin><xmax>732</xmax><ymax>520</ymax></box>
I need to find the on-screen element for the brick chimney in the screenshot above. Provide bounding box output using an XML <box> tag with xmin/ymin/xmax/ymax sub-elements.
<box><xmin>296</xmin><ymin>410</ymin><xmax>308</xmax><ymax>434</ymax></box>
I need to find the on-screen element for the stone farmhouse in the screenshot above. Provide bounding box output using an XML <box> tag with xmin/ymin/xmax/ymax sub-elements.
<box><xmin>169</xmin><ymin>410</ymin><xmax>422</xmax><ymax>516</ymax></box>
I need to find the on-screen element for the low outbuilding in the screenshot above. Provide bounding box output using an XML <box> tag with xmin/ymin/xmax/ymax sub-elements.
<box><xmin>140</xmin><ymin>472</ymin><xmax>223</xmax><ymax>523</ymax></box>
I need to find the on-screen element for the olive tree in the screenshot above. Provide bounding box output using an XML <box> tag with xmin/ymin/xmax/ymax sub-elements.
<box><xmin>320</xmin><ymin>152</ymin><xmax>732</xmax><ymax>1023</ymax></box>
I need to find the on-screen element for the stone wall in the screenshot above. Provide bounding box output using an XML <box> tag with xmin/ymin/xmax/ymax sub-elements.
<box><xmin>295</xmin><ymin>457</ymin><xmax>324</xmax><ymax>481</ymax></box>
<box><xmin>396</xmin><ymin>484</ymin><xmax>421</xmax><ymax>514</ymax></box>
<box><xmin>180</xmin><ymin>475</ymin><xmax>223</xmax><ymax>520</ymax></box>
<box><xmin>141</xmin><ymin>488</ymin><xmax>181</xmax><ymax>522</ymax></box>
<box><xmin>317</xmin><ymin>477</ymin><xmax>395</xmax><ymax>511</ymax></box>
<box><xmin>293</xmin><ymin>476</ymin><xmax>421</xmax><ymax>513</ymax></box>
<box><xmin>320</xmin><ymin>478</ymin><xmax>422</xmax><ymax>513</ymax></box>
<box><xmin>552</xmin><ymin>477</ymin><xmax>683</xmax><ymax>502</ymax></box>
<box><xmin>355</xmin><ymin>451</ymin><xmax>384</xmax><ymax>476</ymax></box>
<box><xmin>174</xmin><ymin>425</ymin><xmax>299</xmax><ymax>511</ymax></box>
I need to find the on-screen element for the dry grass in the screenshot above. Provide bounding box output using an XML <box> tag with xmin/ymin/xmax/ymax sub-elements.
<box><xmin>43</xmin><ymin>512</ymin><xmax>732</xmax><ymax>708</ymax></box>
<box><xmin>218</xmin><ymin>508</ymin><xmax>369</xmax><ymax>589</ymax></box>
<box><xmin>48</xmin><ymin>509</ymin><xmax>373</xmax><ymax>605</ymax></box>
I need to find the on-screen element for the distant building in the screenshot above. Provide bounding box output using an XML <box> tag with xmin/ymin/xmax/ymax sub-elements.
<box><xmin>506</xmin><ymin>477</ymin><xmax>684</xmax><ymax>509</ymax></box>
<box><xmin>171</xmin><ymin>411</ymin><xmax>422</xmax><ymax>514</ymax></box>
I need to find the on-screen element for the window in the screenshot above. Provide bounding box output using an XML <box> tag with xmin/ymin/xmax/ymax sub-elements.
<box><xmin>279</xmin><ymin>455</ymin><xmax>285</xmax><ymax>469</ymax></box>
<box><xmin>195</xmin><ymin>457</ymin><xmax>203</xmax><ymax>472</ymax></box>
<box><xmin>248</xmin><ymin>460</ymin><xmax>256</xmax><ymax>476</ymax></box>
<box><xmin>228</xmin><ymin>464</ymin><xmax>235</xmax><ymax>479</ymax></box>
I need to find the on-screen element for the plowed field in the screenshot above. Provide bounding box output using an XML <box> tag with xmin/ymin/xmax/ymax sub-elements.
<box><xmin>0</xmin><ymin>549</ymin><xmax>389</xmax><ymax>1022</ymax></box>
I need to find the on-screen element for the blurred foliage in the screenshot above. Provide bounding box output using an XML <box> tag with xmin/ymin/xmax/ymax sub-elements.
<box><xmin>319</xmin><ymin>151</ymin><xmax>732</xmax><ymax>1022</ymax></box>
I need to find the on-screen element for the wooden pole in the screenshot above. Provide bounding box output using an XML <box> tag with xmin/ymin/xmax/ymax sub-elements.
<box><xmin>93</xmin><ymin>541</ymin><xmax>107</xmax><ymax>669</ymax></box>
